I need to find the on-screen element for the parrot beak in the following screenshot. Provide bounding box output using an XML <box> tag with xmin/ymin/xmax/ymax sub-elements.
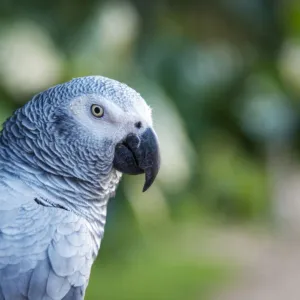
<box><xmin>113</xmin><ymin>128</ymin><xmax>160</xmax><ymax>192</ymax></box>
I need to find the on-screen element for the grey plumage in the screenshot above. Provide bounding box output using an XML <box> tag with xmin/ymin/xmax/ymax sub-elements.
<box><xmin>0</xmin><ymin>76</ymin><xmax>160</xmax><ymax>299</ymax></box>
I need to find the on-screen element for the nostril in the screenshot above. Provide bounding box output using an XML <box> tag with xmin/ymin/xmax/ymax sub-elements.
<box><xmin>135</xmin><ymin>121</ymin><xmax>142</xmax><ymax>129</ymax></box>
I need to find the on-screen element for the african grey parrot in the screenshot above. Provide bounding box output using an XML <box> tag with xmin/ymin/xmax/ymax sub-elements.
<box><xmin>0</xmin><ymin>76</ymin><xmax>160</xmax><ymax>300</ymax></box>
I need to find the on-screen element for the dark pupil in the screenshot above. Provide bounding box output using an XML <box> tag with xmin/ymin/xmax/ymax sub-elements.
<box><xmin>94</xmin><ymin>106</ymin><xmax>101</xmax><ymax>115</ymax></box>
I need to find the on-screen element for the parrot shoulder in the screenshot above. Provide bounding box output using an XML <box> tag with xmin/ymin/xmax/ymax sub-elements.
<box><xmin>0</xmin><ymin>190</ymin><xmax>94</xmax><ymax>300</ymax></box>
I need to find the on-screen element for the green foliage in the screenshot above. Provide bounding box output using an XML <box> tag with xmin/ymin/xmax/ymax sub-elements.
<box><xmin>87</xmin><ymin>216</ymin><xmax>231</xmax><ymax>300</ymax></box>
<box><xmin>199</xmin><ymin>131</ymin><xmax>269</xmax><ymax>220</ymax></box>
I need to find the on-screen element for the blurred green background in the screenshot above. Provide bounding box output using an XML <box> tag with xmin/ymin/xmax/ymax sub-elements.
<box><xmin>2</xmin><ymin>0</ymin><xmax>300</xmax><ymax>299</ymax></box>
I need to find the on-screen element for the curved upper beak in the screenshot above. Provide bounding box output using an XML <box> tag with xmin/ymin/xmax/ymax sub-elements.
<box><xmin>113</xmin><ymin>128</ymin><xmax>160</xmax><ymax>192</ymax></box>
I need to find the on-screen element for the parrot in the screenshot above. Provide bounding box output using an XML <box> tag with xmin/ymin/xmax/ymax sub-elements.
<box><xmin>0</xmin><ymin>76</ymin><xmax>160</xmax><ymax>300</ymax></box>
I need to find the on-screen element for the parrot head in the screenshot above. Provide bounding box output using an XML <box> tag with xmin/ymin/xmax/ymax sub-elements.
<box><xmin>11</xmin><ymin>76</ymin><xmax>160</xmax><ymax>192</ymax></box>
<box><xmin>66</xmin><ymin>76</ymin><xmax>160</xmax><ymax>191</ymax></box>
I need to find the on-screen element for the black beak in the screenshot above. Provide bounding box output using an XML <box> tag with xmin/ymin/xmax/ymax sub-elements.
<box><xmin>113</xmin><ymin>128</ymin><xmax>160</xmax><ymax>192</ymax></box>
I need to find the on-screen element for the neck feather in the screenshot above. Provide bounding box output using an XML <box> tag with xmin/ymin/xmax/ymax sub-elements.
<box><xmin>0</xmin><ymin>109</ymin><xmax>122</xmax><ymax>223</ymax></box>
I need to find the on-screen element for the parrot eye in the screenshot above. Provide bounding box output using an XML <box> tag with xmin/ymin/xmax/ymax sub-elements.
<box><xmin>91</xmin><ymin>105</ymin><xmax>104</xmax><ymax>118</ymax></box>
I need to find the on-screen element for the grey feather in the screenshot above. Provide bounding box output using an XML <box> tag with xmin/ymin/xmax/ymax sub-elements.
<box><xmin>62</xmin><ymin>286</ymin><xmax>85</xmax><ymax>300</ymax></box>
<box><xmin>28</xmin><ymin>260</ymin><xmax>50</xmax><ymax>299</ymax></box>
<box><xmin>46</xmin><ymin>270</ymin><xmax>71</xmax><ymax>300</ymax></box>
